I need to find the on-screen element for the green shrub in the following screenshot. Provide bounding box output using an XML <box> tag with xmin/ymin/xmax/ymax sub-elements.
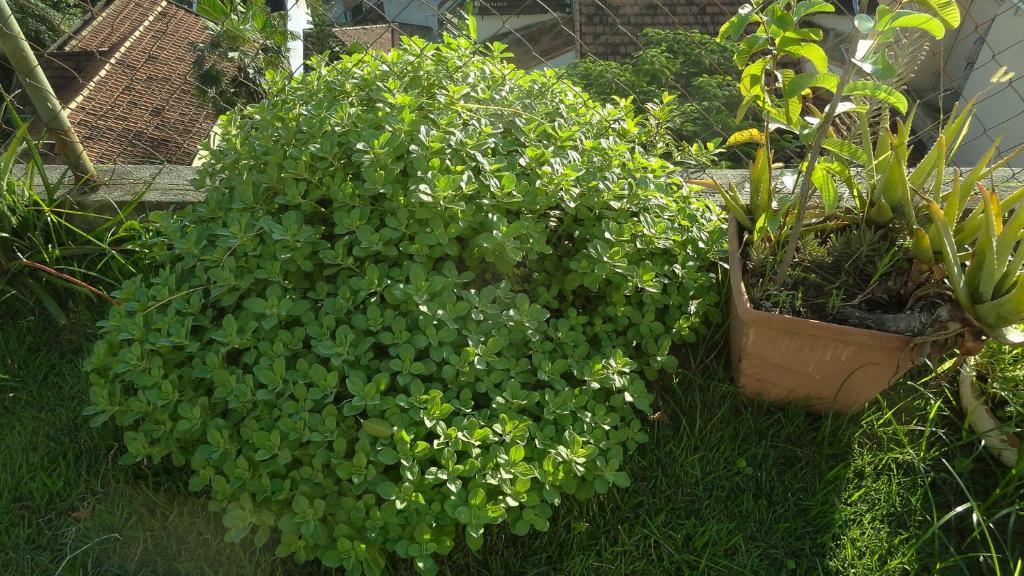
<box><xmin>565</xmin><ymin>29</ymin><xmax>804</xmax><ymax>167</ymax></box>
<box><xmin>86</xmin><ymin>36</ymin><xmax>723</xmax><ymax>574</ymax></box>
<box><xmin>565</xmin><ymin>29</ymin><xmax>743</xmax><ymax>165</ymax></box>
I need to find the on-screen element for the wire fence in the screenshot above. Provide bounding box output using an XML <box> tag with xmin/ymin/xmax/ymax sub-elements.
<box><xmin>4</xmin><ymin>0</ymin><xmax>1024</xmax><ymax>188</ymax></box>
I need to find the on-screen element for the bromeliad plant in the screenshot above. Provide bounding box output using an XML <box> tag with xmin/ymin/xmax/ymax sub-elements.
<box><xmin>712</xmin><ymin>0</ymin><xmax>1024</xmax><ymax>357</ymax></box>
<box><xmin>87</xmin><ymin>37</ymin><xmax>723</xmax><ymax>575</ymax></box>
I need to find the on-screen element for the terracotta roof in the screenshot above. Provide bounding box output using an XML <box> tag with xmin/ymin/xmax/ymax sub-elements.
<box><xmin>576</xmin><ymin>0</ymin><xmax>746</xmax><ymax>61</ymax></box>
<box><xmin>35</xmin><ymin>50</ymin><xmax>113</xmax><ymax>103</ymax></box>
<box><xmin>333</xmin><ymin>22</ymin><xmax>433</xmax><ymax>51</ymax></box>
<box><xmin>475</xmin><ymin>0</ymin><xmax>571</xmax><ymax>15</ymax></box>
<box><xmin>38</xmin><ymin>0</ymin><xmax>217</xmax><ymax>165</ymax></box>
<box><xmin>64</xmin><ymin>0</ymin><xmax>165</xmax><ymax>51</ymax></box>
<box><xmin>333</xmin><ymin>24</ymin><xmax>401</xmax><ymax>51</ymax></box>
<box><xmin>488</xmin><ymin>15</ymin><xmax>575</xmax><ymax>69</ymax></box>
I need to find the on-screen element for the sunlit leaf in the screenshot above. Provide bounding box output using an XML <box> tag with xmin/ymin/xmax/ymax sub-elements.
<box><xmin>844</xmin><ymin>80</ymin><xmax>908</xmax><ymax>113</ymax></box>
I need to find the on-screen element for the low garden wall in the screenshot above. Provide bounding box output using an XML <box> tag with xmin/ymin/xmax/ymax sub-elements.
<box><xmin>23</xmin><ymin>165</ymin><xmax>1024</xmax><ymax>211</ymax></box>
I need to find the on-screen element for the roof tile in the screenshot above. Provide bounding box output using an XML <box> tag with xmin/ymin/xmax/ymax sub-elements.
<box><xmin>333</xmin><ymin>24</ymin><xmax>400</xmax><ymax>51</ymax></box>
<box><xmin>64</xmin><ymin>0</ymin><xmax>162</xmax><ymax>51</ymax></box>
<box><xmin>48</xmin><ymin>0</ymin><xmax>217</xmax><ymax>165</ymax></box>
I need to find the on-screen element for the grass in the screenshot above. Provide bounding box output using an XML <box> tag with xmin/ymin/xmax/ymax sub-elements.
<box><xmin>1</xmin><ymin>305</ymin><xmax>1021</xmax><ymax>576</ymax></box>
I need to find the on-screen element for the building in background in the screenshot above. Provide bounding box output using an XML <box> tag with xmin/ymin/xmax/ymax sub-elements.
<box><xmin>331</xmin><ymin>21</ymin><xmax>432</xmax><ymax>50</ymax></box>
<box><xmin>29</xmin><ymin>0</ymin><xmax>216</xmax><ymax>165</ymax></box>
<box><xmin>574</xmin><ymin>0</ymin><xmax>745</xmax><ymax>61</ymax></box>
<box><xmin>334</xmin><ymin>0</ymin><xmax>574</xmax><ymax>69</ymax></box>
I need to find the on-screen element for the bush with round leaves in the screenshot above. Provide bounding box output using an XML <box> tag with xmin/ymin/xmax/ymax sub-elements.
<box><xmin>85</xmin><ymin>36</ymin><xmax>723</xmax><ymax>574</ymax></box>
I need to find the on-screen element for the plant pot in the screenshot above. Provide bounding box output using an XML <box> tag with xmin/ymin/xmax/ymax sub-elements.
<box><xmin>727</xmin><ymin>218</ymin><xmax>916</xmax><ymax>413</ymax></box>
<box><xmin>958</xmin><ymin>359</ymin><xmax>1021</xmax><ymax>468</ymax></box>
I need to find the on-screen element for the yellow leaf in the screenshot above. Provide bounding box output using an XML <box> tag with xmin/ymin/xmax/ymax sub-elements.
<box><xmin>725</xmin><ymin>128</ymin><xmax>766</xmax><ymax>147</ymax></box>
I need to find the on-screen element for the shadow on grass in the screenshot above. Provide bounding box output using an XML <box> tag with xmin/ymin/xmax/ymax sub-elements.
<box><xmin>1</xmin><ymin>308</ymin><xmax>1020</xmax><ymax>575</ymax></box>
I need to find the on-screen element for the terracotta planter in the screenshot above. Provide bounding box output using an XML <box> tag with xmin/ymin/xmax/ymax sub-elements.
<box><xmin>958</xmin><ymin>360</ymin><xmax>1021</xmax><ymax>468</ymax></box>
<box><xmin>727</xmin><ymin>218</ymin><xmax>916</xmax><ymax>413</ymax></box>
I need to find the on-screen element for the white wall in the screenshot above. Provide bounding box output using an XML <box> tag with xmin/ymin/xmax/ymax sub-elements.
<box><xmin>954</xmin><ymin>4</ymin><xmax>1024</xmax><ymax>168</ymax></box>
<box><xmin>287</xmin><ymin>0</ymin><xmax>309</xmax><ymax>74</ymax></box>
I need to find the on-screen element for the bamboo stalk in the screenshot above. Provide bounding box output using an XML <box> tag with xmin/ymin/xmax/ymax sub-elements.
<box><xmin>0</xmin><ymin>0</ymin><xmax>95</xmax><ymax>182</ymax></box>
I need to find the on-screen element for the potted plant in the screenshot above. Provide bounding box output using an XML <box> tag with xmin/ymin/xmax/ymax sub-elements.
<box><xmin>706</xmin><ymin>0</ymin><xmax>1024</xmax><ymax>420</ymax></box>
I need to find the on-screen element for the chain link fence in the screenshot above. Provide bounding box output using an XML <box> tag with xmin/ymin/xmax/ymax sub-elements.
<box><xmin>3</xmin><ymin>0</ymin><xmax>1024</xmax><ymax>187</ymax></box>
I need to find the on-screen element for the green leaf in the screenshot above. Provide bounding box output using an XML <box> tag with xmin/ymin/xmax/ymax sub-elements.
<box><xmin>844</xmin><ymin>81</ymin><xmax>908</xmax><ymax>113</ymax></box>
<box><xmin>927</xmin><ymin>201</ymin><xmax>972</xmax><ymax>312</ymax></box>
<box><xmin>465</xmin><ymin>525</ymin><xmax>484</xmax><ymax>551</ymax></box>
<box><xmin>974</xmin><ymin>280</ymin><xmax>1024</xmax><ymax>330</ymax></box>
<box><xmin>376</xmin><ymin>480</ymin><xmax>399</xmax><ymax>499</ymax></box>
<box><xmin>912</xmin><ymin>227</ymin><xmax>935</xmax><ymax>265</ymax></box>
<box><xmin>469</xmin><ymin>488</ymin><xmax>486</xmax><ymax>507</ymax></box>
<box><xmin>321</xmin><ymin>549</ymin><xmax>343</xmax><ymax>568</ymax></box>
<box><xmin>737</xmin><ymin>39</ymin><xmax>770</xmax><ymax>72</ymax></box>
<box><xmin>464</xmin><ymin>0</ymin><xmax>477</xmax><ymax>40</ymax></box>
<box><xmin>718</xmin><ymin>4</ymin><xmax>756</xmax><ymax>41</ymax></box>
<box><xmin>854</xmin><ymin>14</ymin><xmax>874</xmax><ymax>33</ymax></box>
<box><xmin>877</xmin><ymin>11</ymin><xmax>947</xmax><ymax>39</ymax></box>
<box><xmin>793</xmin><ymin>42</ymin><xmax>829</xmax><ymax>73</ymax></box>
<box><xmin>915</xmin><ymin>0</ymin><xmax>961</xmax><ymax>29</ymax></box>
<box><xmin>811</xmin><ymin>163</ymin><xmax>839</xmax><ymax>214</ymax></box>
<box><xmin>750</xmin><ymin>146</ymin><xmax>772</xmax><ymax>222</ymax></box>
<box><xmin>362</xmin><ymin>418</ymin><xmax>393</xmax><ymax>438</ymax></box>
<box><xmin>823</xmin><ymin>138</ymin><xmax>868</xmax><ymax>165</ymax></box>
<box><xmin>782</xmin><ymin>72</ymin><xmax>839</xmax><ymax>99</ymax></box>
<box><xmin>794</xmin><ymin>0</ymin><xmax>835</xmax><ymax>19</ymax></box>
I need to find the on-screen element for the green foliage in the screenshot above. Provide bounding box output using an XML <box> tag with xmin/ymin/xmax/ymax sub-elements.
<box><xmin>568</xmin><ymin>29</ymin><xmax>736</xmax><ymax>104</ymax></box>
<box><xmin>0</xmin><ymin>105</ymin><xmax>150</xmax><ymax>322</ymax></box>
<box><xmin>720</xmin><ymin>0</ymin><xmax>952</xmax><ymax>140</ymax></box>
<box><xmin>7</xmin><ymin>0</ymin><xmax>87</xmax><ymax>49</ymax></box>
<box><xmin>710</xmin><ymin>0</ymin><xmax>1024</xmax><ymax>351</ymax></box>
<box><xmin>714</xmin><ymin>0</ymin><xmax>959</xmax><ymax>259</ymax></box>
<box><xmin>87</xmin><ymin>36</ymin><xmax>723</xmax><ymax>574</ymax></box>
<box><xmin>565</xmin><ymin>29</ymin><xmax>742</xmax><ymax>165</ymax></box>
<box><xmin>976</xmin><ymin>341</ymin><xmax>1024</xmax><ymax>432</ymax></box>
<box><xmin>191</xmin><ymin>0</ymin><xmax>291</xmax><ymax>116</ymax></box>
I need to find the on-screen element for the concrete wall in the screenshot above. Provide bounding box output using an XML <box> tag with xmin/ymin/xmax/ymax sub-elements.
<box><xmin>34</xmin><ymin>166</ymin><xmax>1024</xmax><ymax>215</ymax></box>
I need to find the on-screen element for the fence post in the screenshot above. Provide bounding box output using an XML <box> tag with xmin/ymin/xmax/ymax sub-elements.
<box><xmin>0</xmin><ymin>0</ymin><xmax>95</xmax><ymax>182</ymax></box>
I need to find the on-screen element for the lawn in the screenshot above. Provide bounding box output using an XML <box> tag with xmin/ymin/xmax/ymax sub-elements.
<box><xmin>1</xmin><ymin>302</ymin><xmax>1021</xmax><ymax>576</ymax></box>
